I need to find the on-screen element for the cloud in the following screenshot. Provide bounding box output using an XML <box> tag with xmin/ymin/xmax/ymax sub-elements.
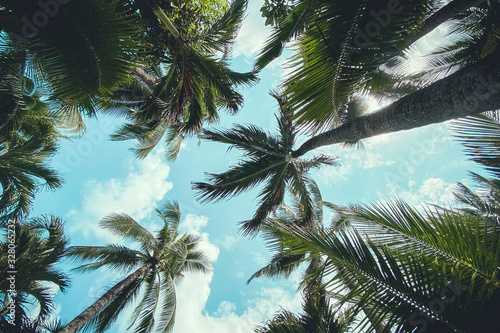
<box><xmin>173</xmin><ymin>282</ymin><xmax>302</xmax><ymax>333</ymax></box>
<box><xmin>179</xmin><ymin>213</ymin><xmax>220</xmax><ymax>263</ymax></box>
<box><xmin>233</xmin><ymin>0</ymin><xmax>271</xmax><ymax>58</ymax></box>
<box><xmin>385</xmin><ymin>177</ymin><xmax>457</xmax><ymax>208</ymax></box>
<box><xmin>219</xmin><ymin>235</ymin><xmax>238</xmax><ymax>251</ymax></box>
<box><xmin>252</xmin><ymin>251</ymin><xmax>267</xmax><ymax>266</ymax></box>
<box><xmin>68</xmin><ymin>152</ymin><xmax>173</xmax><ymax>241</ymax></box>
<box><xmin>316</xmin><ymin>136</ymin><xmax>396</xmax><ymax>185</ymax></box>
<box><xmin>173</xmin><ymin>215</ymin><xmax>302</xmax><ymax>333</ymax></box>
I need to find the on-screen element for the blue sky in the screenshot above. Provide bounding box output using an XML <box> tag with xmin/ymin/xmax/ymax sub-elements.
<box><xmin>30</xmin><ymin>0</ymin><xmax>485</xmax><ymax>332</ymax></box>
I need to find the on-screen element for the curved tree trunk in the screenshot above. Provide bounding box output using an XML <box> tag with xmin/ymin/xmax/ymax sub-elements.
<box><xmin>292</xmin><ymin>51</ymin><xmax>500</xmax><ymax>157</ymax></box>
<box><xmin>59</xmin><ymin>263</ymin><xmax>151</xmax><ymax>333</ymax></box>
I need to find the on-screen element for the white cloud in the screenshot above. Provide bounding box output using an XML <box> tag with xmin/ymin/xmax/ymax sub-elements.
<box><xmin>68</xmin><ymin>152</ymin><xmax>173</xmax><ymax>242</ymax></box>
<box><xmin>386</xmin><ymin>177</ymin><xmax>457</xmax><ymax>208</ymax></box>
<box><xmin>179</xmin><ymin>213</ymin><xmax>220</xmax><ymax>263</ymax></box>
<box><xmin>214</xmin><ymin>301</ymin><xmax>237</xmax><ymax>317</ymax></box>
<box><xmin>180</xmin><ymin>213</ymin><xmax>209</xmax><ymax>234</ymax></box>
<box><xmin>219</xmin><ymin>235</ymin><xmax>238</xmax><ymax>251</ymax></box>
<box><xmin>233</xmin><ymin>0</ymin><xmax>271</xmax><ymax>58</ymax></box>
<box><xmin>362</xmin><ymin>151</ymin><xmax>394</xmax><ymax>169</ymax></box>
<box><xmin>173</xmin><ymin>282</ymin><xmax>302</xmax><ymax>333</ymax></box>
<box><xmin>316</xmin><ymin>137</ymin><xmax>396</xmax><ymax>185</ymax></box>
<box><xmin>317</xmin><ymin>161</ymin><xmax>354</xmax><ymax>185</ymax></box>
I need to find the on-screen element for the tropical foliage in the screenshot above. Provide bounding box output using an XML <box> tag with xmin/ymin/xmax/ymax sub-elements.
<box><xmin>109</xmin><ymin>0</ymin><xmax>257</xmax><ymax>160</ymax></box>
<box><xmin>193</xmin><ymin>96</ymin><xmax>337</xmax><ymax>235</ymax></box>
<box><xmin>0</xmin><ymin>216</ymin><xmax>69</xmax><ymax>332</ymax></box>
<box><xmin>259</xmin><ymin>197</ymin><xmax>500</xmax><ymax>332</ymax></box>
<box><xmin>2</xmin><ymin>0</ymin><xmax>500</xmax><ymax>331</ymax></box>
<box><xmin>254</xmin><ymin>292</ymin><xmax>353</xmax><ymax>333</ymax></box>
<box><xmin>61</xmin><ymin>200</ymin><xmax>212</xmax><ymax>333</ymax></box>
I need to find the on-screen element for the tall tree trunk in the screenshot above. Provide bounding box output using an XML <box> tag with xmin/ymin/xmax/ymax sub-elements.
<box><xmin>292</xmin><ymin>51</ymin><xmax>500</xmax><ymax>157</ymax></box>
<box><xmin>59</xmin><ymin>263</ymin><xmax>151</xmax><ymax>333</ymax></box>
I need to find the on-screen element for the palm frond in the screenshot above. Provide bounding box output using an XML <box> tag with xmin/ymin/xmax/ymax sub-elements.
<box><xmin>7</xmin><ymin>0</ymin><xmax>141</xmax><ymax>114</ymax></box>
<box><xmin>100</xmin><ymin>213</ymin><xmax>157</xmax><ymax>251</ymax></box>
<box><xmin>66</xmin><ymin>245</ymin><xmax>142</xmax><ymax>274</ymax></box>
<box><xmin>451</xmin><ymin>114</ymin><xmax>500</xmax><ymax>178</ymax></box>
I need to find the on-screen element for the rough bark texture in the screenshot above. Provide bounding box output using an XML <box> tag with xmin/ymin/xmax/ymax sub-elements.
<box><xmin>59</xmin><ymin>263</ymin><xmax>151</xmax><ymax>333</ymax></box>
<box><xmin>410</xmin><ymin>0</ymin><xmax>485</xmax><ymax>44</ymax></box>
<box><xmin>292</xmin><ymin>51</ymin><xmax>500</xmax><ymax>157</ymax></box>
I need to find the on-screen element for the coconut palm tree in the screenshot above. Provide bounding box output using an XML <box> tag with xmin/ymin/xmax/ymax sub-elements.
<box><xmin>109</xmin><ymin>0</ymin><xmax>258</xmax><ymax>160</ymax></box>
<box><xmin>247</xmin><ymin>0</ymin><xmax>500</xmax><ymax>158</ymax></box>
<box><xmin>256</xmin><ymin>0</ymin><xmax>494</xmax><ymax>132</ymax></box>
<box><xmin>193</xmin><ymin>95</ymin><xmax>337</xmax><ymax>235</ymax></box>
<box><xmin>0</xmin><ymin>0</ymin><xmax>140</xmax><ymax>117</ymax></box>
<box><xmin>262</xmin><ymin>198</ymin><xmax>500</xmax><ymax>332</ymax></box>
<box><xmin>60</xmin><ymin>200</ymin><xmax>212</xmax><ymax>333</ymax></box>
<box><xmin>250</xmin><ymin>182</ymin><xmax>388</xmax><ymax>333</ymax></box>
<box><xmin>195</xmin><ymin>2</ymin><xmax>500</xmax><ymax>218</ymax></box>
<box><xmin>290</xmin><ymin>48</ymin><xmax>500</xmax><ymax>157</ymax></box>
<box><xmin>254</xmin><ymin>291</ymin><xmax>353</xmax><ymax>333</ymax></box>
<box><xmin>247</xmin><ymin>179</ymin><xmax>326</xmax><ymax>286</ymax></box>
<box><xmin>0</xmin><ymin>134</ymin><xmax>61</xmax><ymax>219</ymax></box>
<box><xmin>0</xmin><ymin>216</ymin><xmax>70</xmax><ymax>332</ymax></box>
<box><xmin>0</xmin><ymin>50</ymin><xmax>62</xmax><ymax>219</ymax></box>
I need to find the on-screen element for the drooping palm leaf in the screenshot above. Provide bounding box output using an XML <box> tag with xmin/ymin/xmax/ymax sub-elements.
<box><xmin>265</xmin><ymin>197</ymin><xmax>500</xmax><ymax>332</ymax></box>
<box><xmin>1</xmin><ymin>0</ymin><xmax>140</xmax><ymax>115</ymax></box>
<box><xmin>451</xmin><ymin>114</ymin><xmax>500</xmax><ymax>178</ymax></box>
<box><xmin>193</xmin><ymin>102</ymin><xmax>337</xmax><ymax>235</ymax></box>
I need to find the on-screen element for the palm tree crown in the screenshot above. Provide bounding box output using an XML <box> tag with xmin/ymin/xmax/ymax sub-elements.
<box><xmin>61</xmin><ymin>200</ymin><xmax>212</xmax><ymax>333</ymax></box>
<box><xmin>110</xmin><ymin>0</ymin><xmax>258</xmax><ymax>160</ymax></box>
<box><xmin>0</xmin><ymin>216</ymin><xmax>69</xmax><ymax>332</ymax></box>
<box><xmin>193</xmin><ymin>95</ymin><xmax>337</xmax><ymax>235</ymax></box>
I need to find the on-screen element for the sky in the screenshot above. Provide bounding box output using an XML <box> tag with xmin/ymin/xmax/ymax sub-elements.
<box><xmin>29</xmin><ymin>0</ymin><xmax>485</xmax><ymax>332</ymax></box>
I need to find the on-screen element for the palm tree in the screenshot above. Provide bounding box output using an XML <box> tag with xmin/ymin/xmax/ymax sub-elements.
<box><xmin>250</xmin><ymin>182</ymin><xmax>387</xmax><ymax>333</ymax></box>
<box><xmin>0</xmin><ymin>134</ymin><xmax>61</xmax><ymax>219</ymax></box>
<box><xmin>254</xmin><ymin>292</ymin><xmax>353</xmax><ymax>333</ymax></box>
<box><xmin>195</xmin><ymin>2</ymin><xmax>500</xmax><ymax>218</ymax></box>
<box><xmin>256</xmin><ymin>0</ymin><xmax>494</xmax><ymax>132</ymax></box>
<box><xmin>262</xmin><ymin>198</ymin><xmax>500</xmax><ymax>332</ymax></box>
<box><xmin>0</xmin><ymin>216</ymin><xmax>70</xmax><ymax>332</ymax></box>
<box><xmin>60</xmin><ymin>200</ymin><xmax>212</xmax><ymax>333</ymax></box>
<box><xmin>0</xmin><ymin>0</ymin><xmax>140</xmax><ymax>117</ymax></box>
<box><xmin>290</xmin><ymin>48</ymin><xmax>500</xmax><ymax>157</ymax></box>
<box><xmin>193</xmin><ymin>95</ymin><xmax>337</xmax><ymax>235</ymax></box>
<box><xmin>0</xmin><ymin>52</ymin><xmax>62</xmax><ymax>218</ymax></box>
<box><xmin>244</xmin><ymin>0</ymin><xmax>500</xmax><ymax>158</ymax></box>
<box><xmin>247</xmin><ymin>179</ymin><xmax>326</xmax><ymax>287</ymax></box>
<box><xmin>109</xmin><ymin>0</ymin><xmax>257</xmax><ymax>160</ymax></box>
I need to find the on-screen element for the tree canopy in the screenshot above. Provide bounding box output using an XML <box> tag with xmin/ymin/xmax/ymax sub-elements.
<box><xmin>1</xmin><ymin>0</ymin><xmax>500</xmax><ymax>332</ymax></box>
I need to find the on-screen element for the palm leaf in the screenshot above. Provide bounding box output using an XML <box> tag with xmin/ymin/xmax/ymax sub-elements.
<box><xmin>100</xmin><ymin>213</ymin><xmax>157</xmax><ymax>251</ymax></box>
<box><xmin>451</xmin><ymin>114</ymin><xmax>500</xmax><ymax>178</ymax></box>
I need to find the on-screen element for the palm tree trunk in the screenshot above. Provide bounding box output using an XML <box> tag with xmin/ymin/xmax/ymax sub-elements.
<box><xmin>292</xmin><ymin>51</ymin><xmax>500</xmax><ymax>157</ymax></box>
<box><xmin>410</xmin><ymin>0</ymin><xmax>485</xmax><ymax>45</ymax></box>
<box><xmin>59</xmin><ymin>263</ymin><xmax>152</xmax><ymax>333</ymax></box>
<box><xmin>132</xmin><ymin>67</ymin><xmax>156</xmax><ymax>89</ymax></box>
